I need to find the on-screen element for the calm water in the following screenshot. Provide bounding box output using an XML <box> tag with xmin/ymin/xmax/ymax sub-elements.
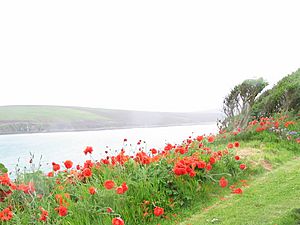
<box><xmin>0</xmin><ymin>124</ymin><xmax>217</xmax><ymax>174</ymax></box>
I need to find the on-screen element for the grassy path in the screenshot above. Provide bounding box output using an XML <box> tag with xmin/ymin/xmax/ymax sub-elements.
<box><xmin>180</xmin><ymin>158</ymin><xmax>300</xmax><ymax>225</ymax></box>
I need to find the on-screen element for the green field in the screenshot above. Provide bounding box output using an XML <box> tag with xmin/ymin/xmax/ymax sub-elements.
<box><xmin>0</xmin><ymin>105</ymin><xmax>221</xmax><ymax>134</ymax></box>
<box><xmin>0</xmin><ymin>105</ymin><xmax>109</xmax><ymax>122</ymax></box>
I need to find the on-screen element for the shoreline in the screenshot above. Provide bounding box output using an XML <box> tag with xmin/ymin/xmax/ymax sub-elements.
<box><xmin>0</xmin><ymin>122</ymin><xmax>216</xmax><ymax>136</ymax></box>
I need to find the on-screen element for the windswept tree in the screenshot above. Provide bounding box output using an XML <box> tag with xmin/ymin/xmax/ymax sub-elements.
<box><xmin>219</xmin><ymin>78</ymin><xmax>268</xmax><ymax>130</ymax></box>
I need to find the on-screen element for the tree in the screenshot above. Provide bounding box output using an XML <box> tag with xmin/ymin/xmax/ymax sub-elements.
<box><xmin>219</xmin><ymin>78</ymin><xmax>268</xmax><ymax>130</ymax></box>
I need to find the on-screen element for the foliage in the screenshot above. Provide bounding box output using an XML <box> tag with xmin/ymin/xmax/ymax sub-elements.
<box><xmin>219</xmin><ymin>78</ymin><xmax>268</xmax><ymax>129</ymax></box>
<box><xmin>252</xmin><ymin>69</ymin><xmax>300</xmax><ymax>117</ymax></box>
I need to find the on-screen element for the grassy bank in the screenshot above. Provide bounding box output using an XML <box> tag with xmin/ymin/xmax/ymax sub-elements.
<box><xmin>0</xmin><ymin>114</ymin><xmax>299</xmax><ymax>224</ymax></box>
<box><xmin>180</xmin><ymin>158</ymin><xmax>300</xmax><ymax>225</ymax></box>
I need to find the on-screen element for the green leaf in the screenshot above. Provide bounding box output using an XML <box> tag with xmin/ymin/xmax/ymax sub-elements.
<box><xmin>0</xmin><ymin>163</ymin><xmax>8</xmax><ymax>174</ymax></box>
<box><xmin>0</xmin><ymin>184</ymin><xmax>10</xmax><ymax>192</ymax></box>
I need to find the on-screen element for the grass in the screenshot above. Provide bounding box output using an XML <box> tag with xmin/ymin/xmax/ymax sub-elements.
<box><xmin>156</xmin><ymin>135</ymin><xmax>300</xmax><ymax>225</ymax></box>
<box><xmin>179</xmin><ymin>157</ymin><xmax>300</xmax><ymax>225</ymax></box>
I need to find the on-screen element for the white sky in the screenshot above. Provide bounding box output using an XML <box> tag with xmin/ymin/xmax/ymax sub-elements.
<box><xmin>0</xmin><ymin>1</ymin><xmax>299</xmax><ymax>112</ymax></box>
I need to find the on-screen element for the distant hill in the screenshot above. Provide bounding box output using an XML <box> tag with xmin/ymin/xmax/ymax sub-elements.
<box><xmin>0</xmin><ymin>105</ymin><xmax>222</xmax><ymax>135</ymax></box>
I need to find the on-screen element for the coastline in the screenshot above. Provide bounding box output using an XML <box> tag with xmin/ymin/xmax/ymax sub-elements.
<box><xmin>0</xmin><ymin>122</ymin><xmax>216</xmax><ymax>136</ymax></box>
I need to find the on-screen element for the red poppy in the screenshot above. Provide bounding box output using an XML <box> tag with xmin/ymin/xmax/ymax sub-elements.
<box><xmin>209</xmin><ymin>157</ymin><xmax>216</xmax><ymax>165</ymax></box>
<box><xmin>64</xmin><ymin>160</ymin><xmax>73</xmax><ymax>169</ymax></box>
<box><xmin>206</xmin><ymin>164</ymin><xmax>212</xmax><ymax>171</ymax></box>
<box><xmin>235</xmin><ymin>156</ymin><xmax>240</xmax><ymax>160</ymax></box>
<box><xmin>154</xmin><ymin>206</ymin><xmax>164</xmax><ymax>217</ymax></box>
<box><xmin>0</xmin><ymin>207</ymin><xmax>13</xmax><ymax>221</ymax></box>
<box><xmin>89</xmin><ymin>186</ymin><xmax>96</xmax><ymax>195</ymax></box>
<box><xmin>107</xmin><ymin>207</ymin><xmax>113</xmax><ymax>213</ymax></box>
<box><xmin>219</xmin><ymin>177</ymin><xmax>228</xmax><ymax>188</ymax></box>
<box><xmin>52</xmin><ymin>162</ymin><xmax>60</xmax><ymax>172</ymax></box>
<box><xmin>164</xmin><ymin>143</ymin><xmax>174</xmax><ymax>151</ymax></box>
<box><xmin>284</xmin><ymin>121</ymin><xmax>295</xmax><ymax>128</ymax></box>
<box><xmin>173</xmin><ymin>167</ymin><xmax>187</xmax><ymax>175</ymax></box>
<box><xmin>121</xmin><ymin>182</ymin><xmax>128</xmax><ymax>192</ymax></box>
<box><xmin>196</xmin><ymin>135</ymin><xmax>204</xmax><ymax>142</ymax></box>
<box><xmin>47</xmin><ymin>172</ymin><xmax>54</xmax><ymax>177</ymax></box>
<box><xmin>189</xmin><ymin>170</ymin><xmax>196</xmax><ymax>177</ymax></box>
<box><xmin>116</xmin><ymin>186</ymin><xmax>125</xmax><ymax>194</ymax></box>
<box><xmin>197</xmin><ymin>161</ymin><xmax>206</xmax><ymax>169</ymax></box>
<box><xmin>176</xmin><ymin>146</ymin><xmax>187</xmax><ymax>155</ymax></box>
<box><xmin>207</xmin><ymin>136</ymin><xmax>215</xmax><ymax>143</ymax></box>
<box><xmin>232</xmin><ymin>188</ymin><xmax>243</xmax><ymax>194</ymax></box>
<box><xmin>234</xmin><ymin>142</ymin><xmax>240</xmax><ymax>148</ymax></box>
<box><xmin>82</xmin><ymin>168</ymin><xmax>92</xmax><ymax>177</ymax></box>
<box><xmin>55</xmin><ymin>205</ymin><xmax>68</xmax><ymax>217</ymax></box>
<box><xmin>104</xmin><ymin>180</ymin><xmax>115</xmax><ymax>190</ymax></box>
<box><xmin>84</xmin><ymin>146</ymin><xmax>93</xmax><ymax>155</ymax></box>
<box><xmin>150</xmin><ymin>148</ymin><xmax>157</xmax><ymax>154</ymax></box>
<box><xmin>112</xmin><ymin>217</ymin><xmax>124</xmax><ymax>225</ymax></box>
<box><xmin>239</xmin><ymin>164</ymin><xmax>246</xmax><ymax>170</ymax></box>
<box><xmin>83</xmin><ymin>160</ymin><xmax>94</xmax><ymax>169</ymax></box>
<box><xmin>227</xmin><ymin>143</ymin><xmax>234</xmax><ymax>149</ymax></box>
<box><xmin>39</xmin><ymin>207</ymin><xmax>48</xmax><ymax>221</ymax></box>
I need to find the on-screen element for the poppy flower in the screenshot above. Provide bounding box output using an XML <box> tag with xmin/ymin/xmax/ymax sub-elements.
<box><xmin>232</xmin><ymin>188</ymin><xmax>243</xmax><ymax>194</ymax></box>
<box><xmin>219</xmin><ymin>177</ymin><xmax>228</xmax><ymax>188</ymax></box>
<box><xmin>112</xmin><ymin>217</ymin><xmax>124</xmax><ymax>225</ymax></box>
<box><xmin>84</xmin><ymin>146</ymin><xmax>93</xmax><ymax>155</ymax></box>
<box><xmin>55</xmin><ymin>205</ymin><xmax>68</xmax><ymax>217</ymax></box>
<box><xmin>196</xmin><ymin>135</ymin><xmax>204</xmax><ymax>142</ymax></box>
<box><xmin>82</xmin><ymin>168</ymin><xmax>92</xmax><ymax>177</ymax></box>
<box><xmin>207</xmin><ymin>136</ymin><xmax>215</xmax><ymax>143</ymax></box>
<box><xmin>116</xmin><ymin>186</ymin><xmax>125</xmax><ymax>194</ymax></box>
<box><xmin>227</xmin><ymin>143</ymin><xmax>234</xmax><ymax>149</ymax></box>
<box><xmin>240</xmin><ymin>164</ymin><xmax>246</xmax><ymax>170</ymax></box>
<box><xmin>235</xmin><ymin>156</ymin><xmax>240</xmax><ymax>160</ymax></box>
<box><xmin>121</xmin><ymin>182</ymin><xmax>128</xmax><ymax>192</ymax></box>
<box><xmin>284</xmin><ymin>121</ymin><xmax>295</xmax><ymax>128</ymax></box>
<box><xmin>104</xmin><ymin>180</ymin><xmax>115</xmax><ymax>190</ymax></box>
<box><xmin>206</xmin><ymin>164</ymin><xmax>212</xmax><ymax>171</ymax></box>
<box><xmin>52</xmin><ymin>162</ymin><xmax>60</xmax><ymax>172</ymax></box>
<box><xmin>176</xmin><ymin>146</ymin><xmax>187</xmax><ymax>155</ymax></box>
<box><xmin>47</xmin><ymin>172</ymin><xmax>54</xmax><ymax>177</ymax></box>
<box><xmin>173</xmin><ymin>167</ymin><xmax>187</xmax><ymax>175</ymax></box>
<box><xmin>209</xmin><ymin>157</ymin><xmax>216</xmax><ymax>165</ymax></box>
<box><xmin>223</xmin><ymin>149</ymin><xmax>229</xmax><ymax>155</ymax></box>
<box><xmin>107</xmin><ymin>207</ymin><xmax>113</xmax><ymax>213</ymax></box>
<box><xmin>164</xmin><ymin>143</ymin><xmax>174</xmax><ymax>151</ymax></box>
<box><xmin>39</xmin><ymin>207</ymin><xmax>48</xmax><ymax>221</ymax></box>
<box><xmin>150</xmin><ymin>148</ymin><xmax>157</xmax><ymax>154</ymax></box>
<box><xmin>0</xmin><ymin>207</ymin><xmax>13</xmax><ymax>221</ymax></box>
<box><xmin>154</xmin><ymin>206</ymin><xmax>164</xmax><ymax>217</ymax></box>
<box><xmin>234</xmin><ymin>142</ymin><xmax>240</xmax><ymax>148</ymax></box>
<box><xmin>197</xmin><ymin>161</ymin><xmax>206</xmax><ymax>169</ymax></box>
<box><xmin>89</xmin><ymin>186</ymin><xmax>96</xmax><ymax>195</ymax></box>
<box><xmin>189</xmin><ymin>170</ymin><xmax>196</xmax><ymax>177</ymax></box>
<box><xmin>64</xmin><ymin>160</ymin><xmax>73</xmax><ymax>169</ymax></box>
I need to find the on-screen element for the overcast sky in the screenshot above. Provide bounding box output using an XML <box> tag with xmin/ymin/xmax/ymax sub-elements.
<box><xmin>0</xmin><ymin>1</ymin><xmax>299</xmax><ymax>112</ymax></box>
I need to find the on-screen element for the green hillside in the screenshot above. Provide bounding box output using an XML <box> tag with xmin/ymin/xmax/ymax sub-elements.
<box><xmin>0</xmin><ymin>105</ymin><xmax>221</xmax><ymax>134</ymax></box>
